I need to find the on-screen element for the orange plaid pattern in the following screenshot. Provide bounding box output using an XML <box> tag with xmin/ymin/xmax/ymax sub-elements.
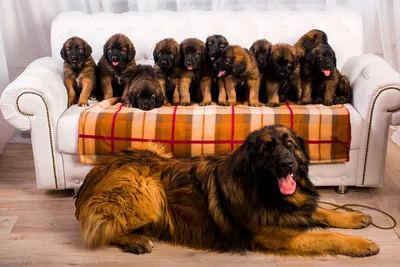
<box><xmin>78</xmin><ymin>98</ymin><xmax>351</xmax><ymax>164</ymax></box>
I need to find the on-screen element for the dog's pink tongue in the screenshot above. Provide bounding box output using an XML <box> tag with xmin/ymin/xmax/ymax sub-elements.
<box><xmin>187</xmin><ymin>66</ymin><xmax>193</xmax><ymax>70</ymax></box>
<box><xmin>323</xmin><ymin>69</ymin><xmax>331</xmax><ymax>76</ymax></box>
<box><xmin>218</xmin><ymin>70</ymin><xmax>226</xmax><ymax>77</ymax></box>
<box><xmin>211</xmin><ymin>57</ymin><xmax>215</xmax><ymax>61</ymax></box>
<box><xmin>112</xmin><ymin>61</ymin><xmax>119</xmax><ymax>66</ymax></box>
<box><xmin>278</xmin><ymin>174</ymin><xmax>296</xmax><ymax>195</ymax></box>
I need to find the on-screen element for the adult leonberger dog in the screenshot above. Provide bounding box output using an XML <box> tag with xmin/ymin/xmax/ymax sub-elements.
<box><xmin>75</xmin><ymin>125</ymin><xmax>379</xmax><ymax>257</ymax></box>
<box><xmin>177</xmin><ymin>38</ymin><xmax>205</xmax><ymax>106</ymax></box>
<box><xmin>200</xmin><ymin>34</ymin><xmax>229</xmax><ymax>106</ymax></box>
<box><xmin>213</xmin><ymin>45</ymin><xmax>261</xmax><ymax>106</ymax></box>
<box><xmin>97</xmin><ymin>33</ymin><xmax>137</xmax><ymax>104</ymax></box>
<box><xmin>125</xmin><ymin>64</ymin><xmax>165</xmax><ymax>110</ymax></box>
<box><xmin>153</xmin><ymin>38</ymin><xmax>181</xmax><ymax>104</ymax></box>
<box><xmin>265</xmin><ymin>44</ymin><xmax>302</xmax><ymax>106</ymax></box>
<box><xmin>303</xmin><ymin>44</ymin><xmax>351</xmax><ymax>106</ymax></box>
<box><xmin>61</xmin><ymin>36</ymin><xmax>96</xmax><ymax>107</ymax></box>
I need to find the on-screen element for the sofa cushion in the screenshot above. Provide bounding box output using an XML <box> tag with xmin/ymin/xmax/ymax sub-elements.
<box><xmin>57</xmin><ymin>98</ymin><xmax>362</xmax><ymax>164</ymax></box>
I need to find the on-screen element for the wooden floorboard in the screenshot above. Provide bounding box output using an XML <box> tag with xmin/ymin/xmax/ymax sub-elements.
<box><xmin>0</xmin><ymin>137</ymin><xmax>399</xmax><ymax>266</ymax></box>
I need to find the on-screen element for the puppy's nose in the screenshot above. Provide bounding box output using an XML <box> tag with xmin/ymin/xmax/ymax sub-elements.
<box><xmin>280</xmin><ymin>158</ymin><xmax>294</xmax><ymax>169</ymax></box>
<box><xmin>160</xmin><ymin>59</ymin><xmax>168</xmax><ymax>65</ymax></box>
<box><xmin>111</xmin><ymin>56</ymin><xmax>118</xmax><ymax>61</ymax></box>
<box><xmin>279</xmin><ymin>70</ymin><xmax>288</xmax><ymax>76</ymax></box>
<box><xmin>71</xmin><ymin>55</ymin><xmax>78</xmax><ymax>60</ymax></box>
<box><xmin>326</xmin><ymin>64</ymin><xmax>332</xmax><ymax>69</ymax></box>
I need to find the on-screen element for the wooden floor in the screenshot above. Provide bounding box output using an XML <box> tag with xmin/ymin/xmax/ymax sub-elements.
<box><xmin>1</xmin><ymin>137</ymin><xmax>400</xmax><ymax>267</ymax></box>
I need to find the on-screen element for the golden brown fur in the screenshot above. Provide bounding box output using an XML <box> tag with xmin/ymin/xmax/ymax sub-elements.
<box><xmin>153</xmin><ymin>38</ymin><xmax>181</xmax><ymax>104</ymax></box>
<box><xmin>75</xmin><ymin>125</ymin><xmax>378</xmax><ymax>257</ymax></box>
<box><xmin>302</xmin><ymin>44</ymin><xmax>351</xmax><ymax>106</ymax></box>
<box><xmin>61</xmin><ymin>36</ymin><xmax>96</xmax><ymax>107</ymax></box>
<box><xmin>177</xmin><ymin>38</ymin><xmax>205</xmax><ymax>106</ymax></box>
<box><xmin>213</xmin><ymin>45</ymin><xmax>261</xmax><ymax>106</ymax></box>
<box><xmin>266</xmin><ymin>44</ymin><xmax>302</xmax><ymax>107</ymax></box>
<box><xmin>293</xmin><ymin>29</ymin><xmax>329</xmax><ymax>59</ymax></box>
<box><xmin>97</xmin><ymin>33</ymin><xmax>137</xmax><ymax>104</ymax></box>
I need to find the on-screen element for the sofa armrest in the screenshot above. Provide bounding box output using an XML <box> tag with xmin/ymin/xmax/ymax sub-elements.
<box><xmin>341</xmin><ymin>54</ymin><xmax>400</xmax><ymax>120</ymax></box>
<box><xmin>341</xmin><ymin>54</ymin><xmax>400</xmax><ymax>187</ymax></box>
<box><xmin>0</xmin><ymin>57</ymin><xmax>67</xmax><ymax>190</ymax></box>
<box><xmin>0</xmin><ymin>57</ymin><xmax>66</xmax><ymax>131</ymax></box>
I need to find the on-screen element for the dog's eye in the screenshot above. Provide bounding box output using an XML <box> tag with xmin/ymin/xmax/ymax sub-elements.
<box><xmin>195</xmin><ymin>50</ymin><xmax>200</xmax><ymax>55</ymax></box>
<box><xmin>318</xmin><ymin>57</ymin><xmax>323</xmax><ymax>61</ymax></box>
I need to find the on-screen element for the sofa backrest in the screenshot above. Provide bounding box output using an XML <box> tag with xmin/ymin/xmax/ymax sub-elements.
<box><xmin>51</xmin><ymin>10</ymin><xmax>363</xmax><ymax>70</ymax></box>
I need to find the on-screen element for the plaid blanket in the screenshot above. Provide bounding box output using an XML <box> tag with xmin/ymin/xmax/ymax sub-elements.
<box><xmin>78</xmin><ymin>98</ymin><xmax>351</xmax><ymax>164</ymax></box>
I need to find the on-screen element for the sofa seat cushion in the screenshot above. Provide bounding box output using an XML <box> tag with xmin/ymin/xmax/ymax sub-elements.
<box><xmin>56</xmin><ymin>98</ymin><xmax>362</xmax><ymax>165</ymax></box>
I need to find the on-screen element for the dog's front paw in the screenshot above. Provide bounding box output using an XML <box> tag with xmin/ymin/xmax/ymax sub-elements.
<box><xmin>334</xmin><ymin>96</ymin><xmax>347</xmax><ymax>104</ymax></box>
<box><xmin>296</xmin><ymin>100</ymin><xmax>312</xmax><ymax>105</ymax></box>
<box><xmin>121</xmin><ymin>238</ymin><xmax>154</xmax><ymax>254</ymax></box>
<box><xmin>68</xmin><ymin>99</ymin><xmax>76</xmax><ymax>107</ymax></box>
<box><xmin>78</xmin><ymin>100</ymin><xmax>89</xmax><ymax>107</ymax></box>
<box><xmin>227</xmin><ymin>101</ymin><xmax>237</xmax><ymax>106</ymax></box>
<box><xmin>178</xmin><ymin>102</ymin><xmax>190</xmax><ymax>106</ymax></box>
<box><xmin>314</xmin><ymin>97</ymin><xmax>323</xmax><ymax>104</ymax></box>
<box><xmin>323</xmin><ymin>99</ymin><xmax>333</xmax><ymax>106</ymax></box>
<box><xmin>266</xmin><ymin>102</ymin><xmax>280</xmax><ymax>107</ymax></box>
<box><xmin>279</xmin><ymin>95</ymin><xmax>287</xmax><ymax>103</ymax></box>
<box><xmin>200</xmin><ymin>101</ymin><xmax>211</xmax><ymax>106</ymax></box>
<box><xmin>250</xmin><ymin>102</ymin><xmax>262</xmax><ymax>107</ymax></box>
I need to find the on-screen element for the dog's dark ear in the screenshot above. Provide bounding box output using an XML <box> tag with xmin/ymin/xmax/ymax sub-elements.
<box><xmin>232</xmin><ymin>62</ymin><xmax>246</xmax><ymax>74</ymax></box>
<box><xmin>127</xmin><ymin>44</ymin><xmax>136</xmax><ymax>61</ymax></box>
<box><xmin>84</xmin><ymin>42</ymin><xmax>92</xmax><ymax>58</ymax></box>
<box><xmin>306</xmin><ymin>51</ymin><xmax>316</xmax><ymax>65</ymax></box>
<box><xmin>153</xmin><ymin>45</ymin><xmax>159</xmax><ymax>63</ymax></box>
<box><xmin>174</xmin><ymin>46</ymin><xmax>181</xmax><ymax>67</ymax></box>
<box><xmin>155</xmin><ymin>93</ymin><xmax>165</xmax><ymax>108</ymax></box>
<box><xmin>249</xmin><ymin>42</ymin><xmax>257</xmax><ymax>54</ymax></box>
<box><xmin>103</xmin><ymin>44</ymin><xmax>108</xmax><ymax>57</ymax></box>
<box><xmin>296</xmin><ymin>134</ymin><xmax>310</xmax><ymax>161</ymax></box>
<box><xmin>60</xmin><ymin>46</ymin><xmax>67</xmax><ymax>61</ymax></box>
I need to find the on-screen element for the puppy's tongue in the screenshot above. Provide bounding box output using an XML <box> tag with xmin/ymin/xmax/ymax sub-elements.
<box><xmin>187</xmin><ymin>66</ymin><xmax>193</xmax><ymax>70</ymax></box>
<box><xmin>218</xmin><ymin>70</ymin><xmax>226</xmax><ymax>77</ymax></box>
<box><xmin>323</xmin><ymin>69</ymin><xmax>331</xmax><ymax>76</ymax></box>
<box><xmin>112</xmin><ymin>61</ymin><xmax>119</xmax><ymax>66</ymax></box>
<box><xmin>278</xmin><ymin>174</ymin><xmax>296</xmax><ymax>195</ymax></box>
<box><xmin>211</xmin><ymin>57</ymin><xmax>215</xmax><ymax>61</ymax></box>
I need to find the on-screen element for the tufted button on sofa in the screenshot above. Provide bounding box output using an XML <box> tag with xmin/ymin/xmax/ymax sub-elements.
<box><xmin>0</xmin><ymin>10</ymin><xmax>399</xmax><ymax>190</ymax></box>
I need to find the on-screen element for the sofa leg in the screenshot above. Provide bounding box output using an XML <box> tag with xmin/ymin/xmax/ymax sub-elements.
<box><xmin>335</xmin><ymin>185</ymin><xmax>349</xmax><ymax>194</ymax></box>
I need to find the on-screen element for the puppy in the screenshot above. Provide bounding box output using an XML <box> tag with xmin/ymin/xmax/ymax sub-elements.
<box><xmin>177</xmin><ymin>38</ymin><xmax>205</xmax><ymax>106</ymax></box>
<box><xmin>293</xmin><ymin>29</ymin><xmax>329</xmax><ymax>60</ymax></box>
<box><xmin>153</xmin><ymin>38</ymin><xmax>181</xmax><ymax>104</ymax></box>
<box><xmin>97</xmin><ymin>33</ymin><xmax>137</xmax><ymax>104</ymax></box>
<box><xmin>126</xmin><ymin>65</ymin><xmax>165</xmax><ymax>110</ymax></box>
<box><xmin>213</xmin><ymin>45</ymin><xmax>261</xmax><ymax>106</ymax></box>
<box><xmin>303</xmin><ymin>44</ymin><xmax>351</xmax><ymax>106</ymax></box>
<box><xmin>250</xmin><ymin>39</ymin><xmax>273</xmax><ymax>104</ymax></box>
<box><xmin>265</xmin><ymin>44</ymin><xmax>301</xmax><ymax>107</ymax></box>
<box><xmin>200</xmin><ymin>34</ymin><xmax>229</xmax><ymax>106</ymax></box>
<box><xmin>61</xmin><ymin>36</ymin><xmax>96</xmax><ymax>107</ymax></box>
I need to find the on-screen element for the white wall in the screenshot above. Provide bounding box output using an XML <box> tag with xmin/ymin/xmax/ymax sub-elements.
<box><xmin>0</xmin><ymin>28</ymin><xmax>13</xmax><ymax>154</ymax></box>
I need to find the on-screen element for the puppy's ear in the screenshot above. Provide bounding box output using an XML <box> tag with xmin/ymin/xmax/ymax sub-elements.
<box><xmin>232</xmin><ymin>62</ymin><xmax>247</xmax><ymax>74</ymax></box>
<box><xmin>249</xmin><ymin>42</ymin><xmax>257</xmax><ymax>54</ymax></box>
<box><xmin>103</xmin><ymin>44</ymin><xmax>108</xmax><ymax>57</ymax></box>
<box><xmin>153</xmin><ymin>48</ymin><xmax>158</xmax><ymax>63</ymax></box>
<box><xmin>84</xmin><ymin>42</ymin><xmax>92</xmax><ymax>58</ymax></box>
<box><xmin>155</xmin><ymin>93</ymin><xmax>165</xmax><ymax>108</ymax></box>
<box><xmin>296</xmin><ymin>134</ymin><xmax>310</xmax><ymax>161</ymax></box>
<box><xmin>127</xmin><ymin>44</ymin><xmax>136</xmax><ymax>61</ymax></box>
<box><xmin>60</xmin><ymin>46</ymin><xmax>67</xmax><ymax>61</ymax></box>
<box><xmin>174</xmin><ymin>46</ymin><xmax>181</xmax><ymax>66</ymax></box>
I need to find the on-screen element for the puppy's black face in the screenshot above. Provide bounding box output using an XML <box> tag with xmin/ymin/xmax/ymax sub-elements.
<box><xmin>128</xmin><ymin>89</ymin><xmax>156</xmax><ymax>111</ymax></box>
<box><xmin>103</xmin><ymin>34</ymin><xmax>135</xmax><ymax>69</ymax></box>
<box><xmin>60</xmin><ymin>37</ymin><xmax>92</xmax><ymax>68</ymax></box>
<box><xmin>250</xmin><ymin>39</ymin><xmax>272</xmax><ymax>70</ymax></box>
<box><xmin>269</xmin><ymin>44</ymin><xmax>298</xmax><ymax>79</ymax></box>
<box><xmin>205</xmin><ymin>35</ymin><xmax>229</xmax><ymax>63</ymax></box>
<box><xmin>153</xmin><ymin>38</ymin><xmax>180</xmax><ymax>69</ymax></box>
<box><xmin>307</xmin><ymin>44</ymin><xmax>336</xmax><ymax>78</ymax></box>
<box><xmin>243</xmin><ymin>125</ymin><xmax>309</xmax><ymax>196</ymax></box>
<box><xmin>213</xmin><ymin>45</ymin><xmax>247</xmax><ymax>77</ymax></box>
<box><xmin>180</xmin><ymin>38</ymin><xmax>205</xmax><ymax>71</ymax></box>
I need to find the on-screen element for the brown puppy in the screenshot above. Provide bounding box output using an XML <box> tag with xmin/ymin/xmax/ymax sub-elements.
<box><xmin>126</xmin><ymin>65</ymin><xmax>165</xmax><ymax>110</ymax></box>
<box><xmin>250</xmin><ymin>39</ymin><xmax>273</xmax><ymax>104</ymax></box>
<box><xmin>265</xmin><ymin>44</ymin><xmax>301</xmax><ymax>107</ymax></box>
<box><xmin>61</xmin><ymin>36</ymin><xmax>96</xmax><ymax>107</ymax></box>
<box><xmin>293</xmin><ymin>29</ymin><xmax>329</xmax><ymax>60</ymax></box>
<box><xmin>200</xmin><ymin>34</ymin><xmax>229</xmax><ymax>106</ymax></box>
<box><xmin>97</xmin><ymin>33</ymin><xmax>137</xmax><ymax>104</ymax></box>
<box><xmin>177</xmin><ymin>38</ymin><xmax>205</xmax><ymax>106</ymax></box>
<box><xmin>153</xmin><ymin>38</ymin><xmax>181</xmax><ymax>104</ymax></box>
<box><xmin>75</xmin><ymin>125</ymin><xmax>379</xmax><ymax>257</ymax></box>
<box><xmin>303</xmin><ymin>44</ymin><xmax>351</xmax><ymax>106</ymax></box>
<box><xmin>213</xmin><ymin>45</ymin><xmax>261</xmax><ymax>106</ymax></box>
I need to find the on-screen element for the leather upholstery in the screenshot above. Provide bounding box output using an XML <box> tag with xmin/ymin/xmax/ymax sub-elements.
<box><xmin>1</xmin><ymin>10</ymin><xmax>399</xmax><ymax>190</ymax></box>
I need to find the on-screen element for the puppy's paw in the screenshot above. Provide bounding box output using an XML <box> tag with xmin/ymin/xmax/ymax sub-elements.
<box><xmin>178</xmin><ymin>102</ymin><xmax>190</xmax><ymax>106</ymax></box>
<box><xmin>296</xmin><ymin>100</ymin><xmax>312</xmax><ymax>105</ymax></box>
<box><xmin>218</xmin><ymin>101</ymin><xmax>228</xmax><ymax>106</ymax></box>
<box><xmin>266</xmin><ymin>102</ymin><xmax>280</xmax><ymax>107</ymax></box>
<box><xmin>227</xmin><ymin>101</ymin><xmax>237</xmax><ymax>106</ymax></box>
<box><xmin>314</xmin><ymin>97</ymin><xmax>323</xmax><ymax>104</ymax></box>
<box><xmin>78</xmin><ymin>100</ymin><xmax>89</xmax><ymax>107</ymax></box>
<box><xmin>120</xmin><ymin>238</ymin><xmax>154</xmax><ymax>254</ymax></box>
<box><xmin>199</xmin><ymin>101</ymin><xmax>211</xmax><ymax>106</ymax></box>
<box><xmin>323</xmin><ymin>99</ymin><xmax>333</xmax><ymax>106</ymax></box>
<box><xmin>243</xmin><ymin>101</ymin><xmax>249</xmax><ymax>106</ymax></box>
<box><xmin>67</xmin><ymin>100</ymin><xmax>76</xmax><ymax>107</ymax></box>
<box><xmin>279</xmin><ymin>95</ymin><xmax>287</xmax><ymax>103</ymax></box>
<box><xmin>250</xmin><ymin>102</ymin><xmax>262</xmax><ymax>107</ymax></box>
<box><xmin>334</xmin><ymin>96</ymin><xmax>347</xmax><ymax>104</ymax></box>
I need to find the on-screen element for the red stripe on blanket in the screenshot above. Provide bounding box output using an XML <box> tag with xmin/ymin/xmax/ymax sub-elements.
<box><xmin>171</xmin><ymin>106</ymin><xmax>178</xmax><ymax>153</ymax></box>
<box><xmin>285</xmin><ymin>102</ymin><xmax>294</xmax><ymax>129</ymax></box>
<box><xmin>231</xmin><ymin>105</ymin><xmax>235</xmax><ymax>151</ymax></box>
<box><xmin>110</xmin><ymin>104</ymin><xmax>123</xmax><ymax>153</ymax></box>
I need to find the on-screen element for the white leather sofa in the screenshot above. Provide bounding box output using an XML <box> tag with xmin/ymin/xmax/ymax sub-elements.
<box><xmin>1</xmin><ymin>10</ymin><xmax>400</xmax><ymax>190</ymax></box>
